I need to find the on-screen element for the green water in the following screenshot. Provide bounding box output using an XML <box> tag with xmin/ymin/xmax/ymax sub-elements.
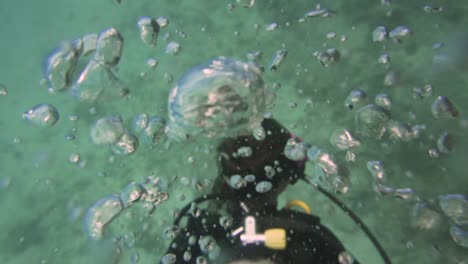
<box><xmin>1</xmin><ymin>0</ymin><xmax>468</xmax><ymax>263</ymax></box>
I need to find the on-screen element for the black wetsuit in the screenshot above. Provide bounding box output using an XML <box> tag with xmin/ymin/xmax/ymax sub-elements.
<box><xmin>163</xmin><ymin>118</ymin><xmax>360</xmax><ymax>263</ymax></box>
<box><xmin>164</xmin><ymin>207</ymin><xmax>359</xmax><ymax>264</ymax></box>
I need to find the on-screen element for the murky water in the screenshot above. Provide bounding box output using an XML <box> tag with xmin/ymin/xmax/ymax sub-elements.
<box><xmin>1</xmin><ymin>0</ymin><xmax>468</xmax><ymax>263</ymax></box>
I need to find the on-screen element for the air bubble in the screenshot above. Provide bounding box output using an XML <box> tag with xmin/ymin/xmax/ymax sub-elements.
<box><xmin>22</xmin><ymin>103</ymin><xmax>59</xmax><ymax>127</ymax></box>
<box><xmin>196</xmin><ymin>256</ymin><xmax>208</xmax><ymax>264</ymax></box>
<box><xmin>94</xmin><ymin>28</ymin><xmax>124</xmax><ymax>66</ymax></box>
<box><xmin>378</xmin><ymin>54</ymin><xmax>390</xmax><ymax>64</ymax></box>
<box><xmin>189</xmin><ymin>203</ymin><xmax>202</xmax><ymax>218</ymax></box>
<box><xmin>0</xmin><ymin>83</ymin><xmax>7</xmax><ymax>96</ymax></box>
<box><xmin>437</xmin><ymin>132</ymin><xmax>454</xmax><ymax>153</ymax></box>
<box><xmin>198</xmin><ymin>235</ymin><xmax>217</xmax><ymax>253</ymax></box>
<box><xmin>71</xmin><ymin>60</ymin><xmax>128</xmax><ymax>102</ymax></box>
<box><xmin>439</xmin><ymin>194</ymin><xmax>468</xmax><ymax>225</ymax></box>
<box><xmin>130</xmin><ymin>114</ymin><xmax>149</xmax><ymax>134</ymax></box>
<box><xmin>431</xmin><ymin>96</ymin><xmax>458</xmax><ymax>119</ymax></box>
<box><xmin>386</xmin><ymin>120</ymin><xmax>413</xmax><ymax>142</ymax></box>
<box><xmin>111</xmin><ymin>132</ymin><xmax>139</xmax><ymax>155</ymax></box>
<box><xmin>367</xmin><ymin>161</ymin><xmax>386</xmax><ymax>182</ymax></box>
<box><xmin>284</xmin><ymin>138</ymin><xmax>310</xmax><ymax>161</ymax></box>
<box><xmin>246</xmin><ymin>51</ymin><xmax>262</xmax><ymax>62</ymax></box>
<box><xmin>253</xmin><ymin>126</ymin><xmax>266</xmax><ymax>141</ymax></box>
<box><xmin>255</xmin><ymin>181</ymin><xmax>273</xmax><ymax>193</ymax></box>
<box><xmin>264</xmin><ymin>165</ymin><xmax>276</xmax><ymax>179</ymax></box>
<box><xmin>142</xmin><ymin>116</ymin><xmax>166</xmax><ymax>144</ymax></box>
<box><xmin>229</xmin><ymin>175</ymin><xmax>247</xmax><ymax>189</ymax></box>
<box><xmin>411</xmin><ymin>202</ymin><xmax>442</xmax><ymax>230</ymax></box>
<box><xmin>236</xmin><ymin>0</ymin><xmax>255</xmax><ymax>8</ymax></box>
<box><xmin>374</xmin><ymin>93</ymin><xmax>392</xmax><ymax>110</ymax></box>
<box><xmin>389</xmin><ymin>26</ymin><xmax>412</xmax><ymax>43</ymax></box>
<box><xmin>219</xmin><ymin>216</ymin><xmax>233</xmax><ymax>229</ymax></box>
<box><xmin>383</xmin><ymin>70</ymin><xmax>399</xmax><ymax>87</ymax></box>
<box><xmin>161</xmin><ymin>253</ymin><xmax>177</xmax><ymax>264</ymax></box>
<box><xmin>329</xmin><ymin>129</ymin><xmax>360</xmax><ymax>150</ymax></box>
<box><xmin>450</xmin><ymin>226</ymin><xmax>468</xmax><ymax>248</ymax></box>
<box><xmin>43</xmin><ymin>41</ymin><xmax>80</xmax><ymax>92</ymax></box>
<box><xmin>157</xmin><ymin>17</ymin><xmax>169</xmax><ymax>27</ymax></box>
<box><xmin>266</xmin><ymin>22</ymin><xmax>278</xmax><ymax>31</ymax></box>
<box><xmin>90</xmin><ymin>116</ymin><xmax>124</xmax><ymax>145</ymax></box>
<box><xmin>355</xmin><ymin>104</ymin><xmax>390</xmax><ymax>138</ymax></box>
<box><xmin>345</xmin><ymin>89</ymin><xmax>367</xmax><ymax>110</ymax></box>
<box><xmin>163</xmin><ymin>226</ymin><xmax>181</xmax><ymax>240</ymax></box>
<box><xmin>167</xmin><ymin>57</ymin><xmax>265</xmax><ymax>141</ymax></box>
<box><xmin>237</xmin><ymin>146</ymin><xmax>253</xmax><ymax>157</ymax></box>
<box><xmin>83</xmin><ymin>194</ymin><xmax>124</xmax><ymax>240</ymax></box>
<box><xmin>307</xmin><ymin>146</ymin><xmax>339</xmax><ymax>175</ymax></box>
<box><xmin>338</xmin><ymin>251</ymin><xmax>355</xmax><ymax>264</ymax></box>
<box><xmin>81</xmin><ymin>33</ymin><xmax>98</xmax><ymax>56</ymax></box>
<box><xmin>317</xmin><ymin>48</ymin><xmax>340</xmax><ymax>67</ymax></box>
<box><xmin>120</xmin><ymin>182</ymin><xmax>146</xmax><ymax>208</ymax></box>
<box><xmin>69</xmin><ymin>153</ymin><xmax>80</xmax><ymax>164</ymax></box>
<box><xmin>183</xmin><ymin>251</ymin><xmax>192</xmax><ymax>261</ymax></box>
<box><xmin>372</xmin><ymin>26</ymin><xmax>387</xmax><ymax>42</ymax></box>
<box><xmin>165</xmin><ymin>41</ymin><xmax>181</xmax><ymax>55</ymax></box>
<box><xmin>137</xmin><ymin>17</ymin><xmax>160</xmax><ymax>48</ymax></box>
<box><xmin>269</xmin><ymin>49</ymin><xmax>288</xmax><ymax>71</ymax></box>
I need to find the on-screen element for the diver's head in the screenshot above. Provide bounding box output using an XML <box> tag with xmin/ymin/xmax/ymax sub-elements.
<box><xmin>216</xmin><ymin>118</ymin><xmax>305</xmax><ymax>203</ymax></box>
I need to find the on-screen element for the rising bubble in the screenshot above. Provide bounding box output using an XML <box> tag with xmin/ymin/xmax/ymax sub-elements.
<box><xmin>167</xmin><ymin>57</ymin><xmax>265</xmax><ymax>141</ymax></box>
<box><xmin>83</xmin><ymin>194</ymin><xmax>124</xmax><ymax>240</ymax></box>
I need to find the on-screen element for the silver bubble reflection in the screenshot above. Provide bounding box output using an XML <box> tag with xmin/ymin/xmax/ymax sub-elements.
<box><xmin>166</xmin><ymin>57</ymin><xmax>265</xmax><ymax>141</ymax></box>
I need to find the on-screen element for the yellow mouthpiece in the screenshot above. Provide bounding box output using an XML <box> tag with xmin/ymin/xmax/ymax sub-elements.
<box><xmin>264</xmin><ymin>228</ymin><xmax>286</xmax><ymax>250</ymax></box>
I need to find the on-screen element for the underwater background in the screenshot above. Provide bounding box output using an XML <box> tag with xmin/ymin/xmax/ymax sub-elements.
<box><xmin>1</xmin><ymin>0</ymin><xmax>468</xmax><ymax>263</ymax></box>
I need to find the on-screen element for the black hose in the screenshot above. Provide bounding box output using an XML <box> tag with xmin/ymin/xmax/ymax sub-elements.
<box><xmin>301</xmin><ymin>177</ymin><xmax>392</xmax><ymax>264</ymax></box>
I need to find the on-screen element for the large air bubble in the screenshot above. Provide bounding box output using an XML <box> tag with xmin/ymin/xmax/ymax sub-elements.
<box><xmin>83</xmin><ymin>194</ymin><xmax>124</xmax><ymax>240</ymax></box>
<box><xmin>166</xmin><ymin>57</ymin><xmax>266</xmax><ymax>141</ymax></box>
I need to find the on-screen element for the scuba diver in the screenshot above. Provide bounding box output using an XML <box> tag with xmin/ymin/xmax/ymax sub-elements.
<box><xmin>162</xmin><ymin>118</ymin><xmax>392</xmax><ymax>264</ymax></box>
